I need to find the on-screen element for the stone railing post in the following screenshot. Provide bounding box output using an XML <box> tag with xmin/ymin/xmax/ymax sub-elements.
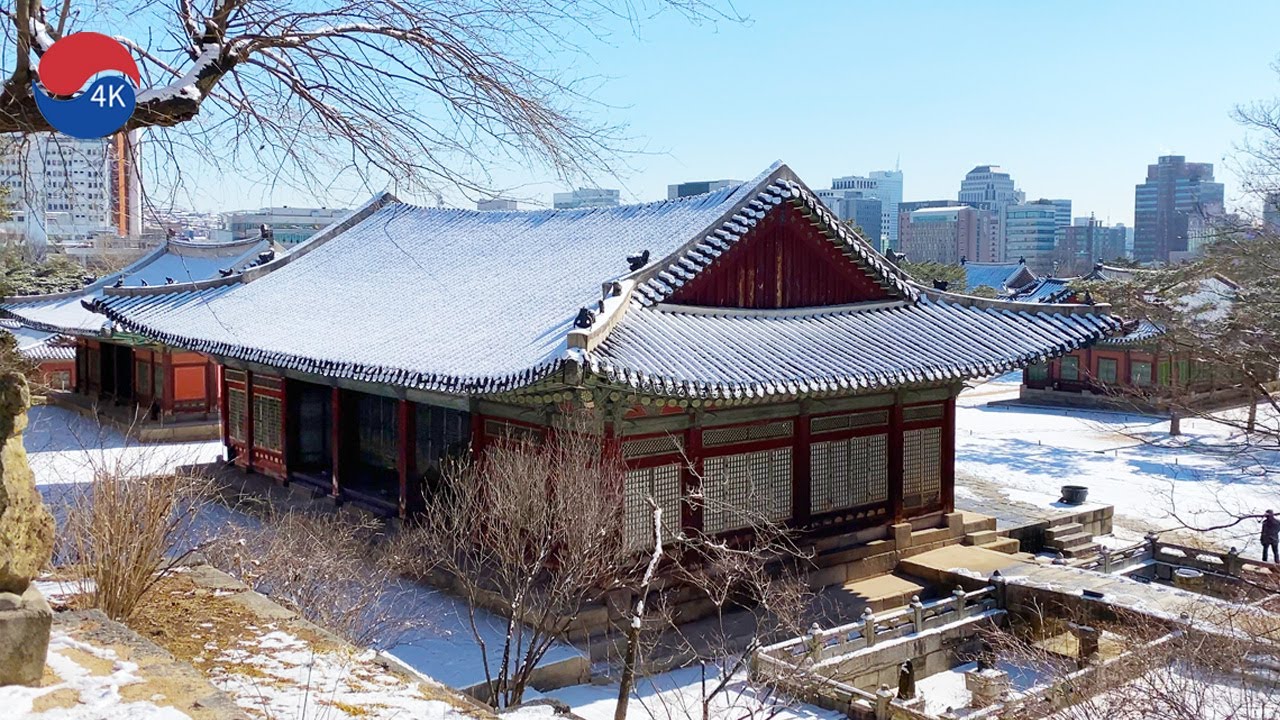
<box><xmin>807</xmin><ymin>622</ymin><xmax>823</xmax><ymax>659</ymax></box>
<box><xmin>1145</xmin><ymin>531</ymin><xmax>1160</xmax><ymax>558</ymax></box>
<box><xmin>1100</xmin><ymin>545</ymin><xmax>1112</xmax><ymax>573</ymax></box>
<box><xmin>1226</xmin><ymin>547</ymin><xmax>1242</xmax><ymax>576</ymax></box>
<box><xmin>874</xmin><ymin>684</ymin><xmax>895</xmax><ymax>720</ymax></box>
<box><xmin>953</xmin><ymin>585</ymin><xmax>967</xmax><ymax>618</ymax></box>
<box><xmin>862</xmin><ymin>607</ymin><xmax>876</xmax><ymax>648</ymax></box>
<box><xmin>989</xmin><ymin>570</ymin><xmax>1006</xmax><ymax>609</ymax></box>
<box><xmin>910</xmin><ymin>594</ymin><xmax>924</xmax><ymax>632</ymax></box>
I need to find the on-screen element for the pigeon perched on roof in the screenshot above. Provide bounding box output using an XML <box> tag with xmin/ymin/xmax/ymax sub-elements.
<box><xmin>219</xmin><ymin>268</ymin><xmax>235</xmax><ymax>278</ymax></box>
<box><xmin>627</xmin><ymin>249</ymin><xmax>650</xmax><ymax>271</ymax></box>
<box><xmin>165</xmin><ymin>277</ymin><xmax>175</xmax><ymax>285</ymax></box>
<box><xmin>113</xmin><ymin>277</ymin><xmax>123</xmax><ymax>288</ymax></box>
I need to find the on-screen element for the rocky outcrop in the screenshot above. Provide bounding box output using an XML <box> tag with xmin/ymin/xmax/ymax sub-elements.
<box><xmin>0</xmin><ymin>372</ymin><xmax>54</xmax><ymax>594</ymax></box>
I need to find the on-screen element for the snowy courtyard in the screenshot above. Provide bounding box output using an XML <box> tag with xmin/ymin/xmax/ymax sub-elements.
<box><xmin>956</xmin><ymin>374</ymin><xmax>1280</xmax><ymax>552</ymax></box>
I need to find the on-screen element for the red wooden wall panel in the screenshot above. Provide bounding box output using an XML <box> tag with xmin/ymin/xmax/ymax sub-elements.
<box><xmin>668</xmin><ymin>202</ymin><xmax>890</xmax><ymax>308</ymax></box>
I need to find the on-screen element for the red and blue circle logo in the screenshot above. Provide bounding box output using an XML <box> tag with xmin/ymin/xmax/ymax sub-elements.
<box><xmin>33</xmin><ymin>32</ymin><xmax>139</xmax><ymax>139</ymax></box>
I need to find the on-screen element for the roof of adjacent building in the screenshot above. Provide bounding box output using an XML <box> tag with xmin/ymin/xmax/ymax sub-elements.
<box><xmin>960</xmin><ymin>262</ymin><xmax>1038</xmax><ymax>294</ymax></box>
<box><xmin>0</xmin><ymin>236</ymin><xmax>274</xmax><ymax>336</ymax></box>
<box><xmin>0</xmin><ymin>320</ymin><xmax>74</xmax><ymax>361</ymax></box>
<box><xmin>87</xmin><ymin>163</ymin><xmax>1119</xmax><ymax>399</ymax></box>
<box><xmin>1100</xmin><ymin>319</ymin><xmax>1165</xmax><ymax>346</ymax></box>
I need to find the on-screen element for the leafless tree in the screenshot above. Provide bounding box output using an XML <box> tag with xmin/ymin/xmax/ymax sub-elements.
<box><xmin>0</xmin><ymin>0</ymin><xmax>736</xmax><ymax>206</ymax></box>
<box><xmin>201</xmin><ymin>500</ymin><xmax>428</xmax><ymax>648</ymax></box>
<box><xmin>391</xmin><ymin>411</ymin><xmax>639</xmax><ymax>707</ymax></box>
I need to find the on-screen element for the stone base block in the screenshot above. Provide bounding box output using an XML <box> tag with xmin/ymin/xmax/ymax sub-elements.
<box><xmin>0</xmin><ymin>585</ymin><xmax>52</xmax><ymax>686</ymax></box>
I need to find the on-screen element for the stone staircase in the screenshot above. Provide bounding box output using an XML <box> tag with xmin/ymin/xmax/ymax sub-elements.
<box><xmin>961</xmin><ymin>512</ymin><xmax>1021</xmax><ymax>554</ymax></box>
<box><xmin>1043</xmin><ymin>517</ymin><xmax>1099</xmax><ymax>558</ymax></box>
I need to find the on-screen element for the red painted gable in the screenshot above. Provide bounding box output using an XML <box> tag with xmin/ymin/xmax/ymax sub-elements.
<box><xmin>667</xmin><ymin>201</ymin><xmax>892</xmax><ymax>308</ymax></box>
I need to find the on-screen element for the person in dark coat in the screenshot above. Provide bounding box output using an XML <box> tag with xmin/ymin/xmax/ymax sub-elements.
<box><xmin>1262</xmin><ymin>510</ymin><xmax>1280</xmax><ymax>562</ymax></box>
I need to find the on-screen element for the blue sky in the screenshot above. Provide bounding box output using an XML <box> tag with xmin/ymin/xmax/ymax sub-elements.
<box><xmin>182</xmin><ymin>1</ymin><xmax>1280</xmax><ymax>222</ymax></box>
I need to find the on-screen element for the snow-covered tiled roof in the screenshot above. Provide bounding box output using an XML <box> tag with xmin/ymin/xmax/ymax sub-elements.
<box><xmin>89</xmin><ymin>163</ymin><xmax>1120</xmax><ymax>397</ymax></box>
<box><xmin>1</xmin><ymin>236</ymin><xmax>272</xmax><ymax>335</ymax></box>
<box><xmin>1012</xmin><ymin>277</ymin><xmax>1076</xmax><ymax>304</ymax></box>
<box><xmin>591</xmin><ymin>295</ymin><xmax>1118</xmax><ymax>398</ymax></box>
<box><xmin>0</xmin><ymin>320</ymin><xmax>74</xmax><ymax>361</ymax></box>
<box><xmin>1100</xmin><ymin>319</ymin><xmax>1164</xmax><ymax>346</ymax></box>
<box><xmin>960</xmin><ymin>262</ymin><xmax>1037</xmax><ymax>294</ymax></box>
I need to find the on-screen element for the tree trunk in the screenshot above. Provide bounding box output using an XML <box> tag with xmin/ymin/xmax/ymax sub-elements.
<box><xmin>1248</xmin><ymin>399</ymin><xmax>1258</xmax><ymax>433</ymax></box>
<box><xmin>1169</xmin><ymin>409</ymin><xmax>1181</xmax><ymax>436</ymax></box>
<box><xmin>614</xmin><ymin>616</ymin><xmax>640</xmax><ymax>720</ymax></box>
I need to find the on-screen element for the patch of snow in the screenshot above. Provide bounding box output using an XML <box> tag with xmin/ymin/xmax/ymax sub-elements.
<box><xmin>33</xmin><ymin>578</ymin><xmax>95</xmax><ymax>603</ymax></box>
<box><xmin>0</xmin><ymin>629</ymin><xmax>193</xmax><ymax>718</ymax></box>
<box><xmin>547</xmin><ymin>666</ymin><xmax>842</xmax><ymax>720</ymax></box>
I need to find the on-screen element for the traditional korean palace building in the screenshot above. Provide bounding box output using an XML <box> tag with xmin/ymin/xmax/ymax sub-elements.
<box><xmin>0</xmin><ymin>236</ymin><xmax>273</xmax><ymax>436</ymax></box>
<box><xmin>88</xmin><ymin>164</ymin><xmax>1118</xmax><ymax>545</ymax></box>
<box><xmin>0</xmin><ymin>319</ymin><xmax>76</xmax><ymax>390</ymax></box>
<box><xmin>1014</xmin><ymin>264</ymin><xmax>1267</xmax><ymax>412</ymax></box>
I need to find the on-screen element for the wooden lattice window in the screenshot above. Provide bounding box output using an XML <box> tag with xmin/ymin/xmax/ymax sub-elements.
<box><xmin>810</xmin><ymin>410</ymin><xmax>888</xmax><ymax>435</ymax></box>
<box><xmin>253</xmin><ymin>395</ymin><xmax>283</xmax><ymax>451</ymax></box>
<box><xmin>1097</xmin><ymin>358</ymin><xmax>1118</xmax><ymax>383</ymax></box>
<box><xmin>622</xmin><ymin>434</ymin><xmax>683</xmax><ymax>459</ymax></box>
<box><xmin>415</xmin><ymin>405</ymin><xmax>470</xmax><ymax>473</ymax></box>
<box><xmin>903</xmin><ymin>405</ymin><xmax>944</xmax><ymax>423</ymax></box>
<box><xmin>902</xmin><ymin>427</ymin><xmax>942</xmax><ymax>510</ymax></box>
<box><xmin>1131</xmin><ymin>361</ymin><xmax>1152</xmax><ymax>386</ymax></box>
<box><xmin>1060</xmin><ymin>356</ymin><xmax>1080</xmax><ymax>381</ymax></box>
<box><xmin>135</xmin><ymin>360</ymin><xmax>151</xmax><ymax>396</ymax></box>
<box><xmin>227</xmin><ymin>387</ymin><xmax>246</xmax><ymax>443</ymax></box>
<box><xmin>356</xmin><ymin>394</ymin><xmax>398</xmax><ymax>470</ymax></box>
<box><xmin>702</xmin><ymin>420</ymin><xmax>793</xmax><ymax>448</ymax></box>
<box><xmin>623</xmin><ymin>463</ymin><xmax>683</xmax><ymax>551</ymax></box>
<box><xmin>702</xmin><ymin>448</ymin><xmax>792</xmax><ymax>534</ymax></box>
<box><xmin>810</xmin><ymin>434</ymin><xmax>888</xmax><ymax>514</ymax></box>
<box><xmin>484</xmin><ymin>419</ymin><xmax>542</xmax><ymax>446</ymax></box>
<box><xmin>1026</xmin><ymin>362</ymin><xmax>1049</xmax><ymax>382</ymax></box>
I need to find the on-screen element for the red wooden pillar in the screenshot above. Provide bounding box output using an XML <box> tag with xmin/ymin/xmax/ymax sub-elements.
<box><xmin>470</xmin><ymin>411</ymin><xmax>486</xmax><ymax>460</ymax></box>
<box><xmin>397</xmin><ymin>399</ymin><xmax>415</xmax><ymax>518</ymax></box>
<box><xmin>161</xmin><ymin>350</ymin><xmax>175</xmax><ymax>416</ymax></box>
<box><xmin>330</xmin><ymin>387</ymin><xmax>343</xmax><ymax>498</ymax></box>
<box><xmin>218</xmin><ymin>366</ymin><xmax>230</xmax><ymax>452</ymax></box>
<box><xmin>888</xmin><ymin>397</ymin><xmax>905</xmax><ymax>523</ymax></box>
<box><xmin>243</xmin><ymin>370</ymin><xmax>255</xmax><ymax>473</ymax></box>
<box><xmin>941</xmin><ymin>396</ymin><xmax>956</xmax><ymax>514</ymax></box>
<box><xmin>278</xmin><ymin>378</ymin><xmax>290</xmax><ymax>483</ymax></box>
<box><xmin>792</xmin><ymin>408</ymin><xmax>811</xmax><ymax>527</ymax></box>
<box><xmin>682</xmin><ymin>419</ymin><xmax>704</xmax><ymax>536</ymax></box>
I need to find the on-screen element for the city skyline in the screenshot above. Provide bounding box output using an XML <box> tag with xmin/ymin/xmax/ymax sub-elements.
<box><xmin>166</xmin><ymin>1</ymin><xmax>1280</xmax><ymax>226</ymax></box>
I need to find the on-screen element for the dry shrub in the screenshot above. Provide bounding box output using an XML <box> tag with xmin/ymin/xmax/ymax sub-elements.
<box><xmin>60</xmin><ymin>469</ymin><xmax>211</xmax><ymax>621</ymax></box>
<box><xmin>203</xmin><ymin>505</ymin><xmax>424</xmax><ymax>649</ymax></box>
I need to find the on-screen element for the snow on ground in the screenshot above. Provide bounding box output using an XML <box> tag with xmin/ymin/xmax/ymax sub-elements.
<box><xmin>544</xmin><ymin>666</ymin><xmax>842</xmax><ymax>720</ymax></box>
<box><xmin>915</xmin><ymin>660</ymin><xmax>1049</xmax><ymax>717</ymax></box>
<box><xmin>209</xmin><ymin>625</ymin><xmax>471</xmax><ymax>720</ymax></box>
<box><xmin>25</xmin><ymin>405</ymin><xmax>222</xmax><ymax>486</ymax></box>
<box><xmin>958</xmin><ymin>374</ymin><xmax>1280</xmax><ymax>550</ymax></box>
<box><xmin>0</xmin><ymin>630</ymin><xmax>192</xmax><ymax>719</ymax></box>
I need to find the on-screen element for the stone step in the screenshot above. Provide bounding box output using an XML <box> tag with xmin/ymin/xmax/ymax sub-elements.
<box><xmin>1062</xmin><ymin>543</ymin><xmax>1101</xmax><ymax>559</ymax></box>
<box><xmin>1048</xmin><ymin>532</ymin><xmax>1095</xmax><ymax>550</ymax></box>
<box><xmin>1049</xmin><ymin>514</ymin><xmax>1084</xmax><ymax>528</ymax></box>
<box><xmin>964</xmin><ymin>530</ymin><xmax>999</xmax><ymax>546</ymax></box>
<box><xmin>961</xmin><ymin>512</ymin><xmax>998</xmax><ymax>534</ymax></box>
<box><xmin>983</xmin><ymin>537</ymin><xmax>1022</xmax><ymax>554</ymax></box>
<box><xmin>1045</xmin><ymin>523</ymin><xmax>1085</xmax><ymax>542</ymax></box>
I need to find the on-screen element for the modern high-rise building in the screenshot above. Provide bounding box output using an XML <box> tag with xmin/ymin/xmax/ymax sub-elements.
<box><xmin>898</xmin><ymin>205</ymin><xmax>1000</xmax><ymax>265</ymax></box>
<box><xmin>667</xmin><ymin>179</ymin><xmax>740</xmax><ymax>200</ymax></box>
<box><xmin>1133</xmin><ymin>155</ymin><xmax>1225</xmax><ymax>263</ymax></box>
<box><xmin>1053</xmin><ymin>217</ymin><xmax>1128</xmax><ymax>275</ymax></box>
<box><xmin>815</xmin><ymin>188</ymin><xmax>882</xmax><ymax>246</ymax></box>
<box><xmin>1003</xmin><ymin>199</ymin><xmax>1059</xmax><ymax>273</ymax></box>
<box><xmin>827</xmin><ymin>169</ymin><xmax>903</xmax><ymax>249</ymax></box>
<box><xmin>553</xmin><ymin>187</ymin><xmax>620</xmax><ymax>210</ymax></box>
<box><xmin>1263</xmin><ymin>191</ymin><xmax>1280</xmax><ymax>233</ymax></box>
<box><xmin>957</xmin><ymin>166</ymin><xmax>1024</xmax><ymax>213</ymax></box>
<box><xmin>0</xmin><ymin>131</ymin><xmax>142</xmax><ymax>246</ymax></box>
<box><xmin>1047</xmin><ymin>199</ymin><xmax>1072</xmax><ymax>229</ymax></box>
<box><xmin>957</xmin><ymin>166</ymin><xmax>1024</xmax><ymax>260</ymax></box>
